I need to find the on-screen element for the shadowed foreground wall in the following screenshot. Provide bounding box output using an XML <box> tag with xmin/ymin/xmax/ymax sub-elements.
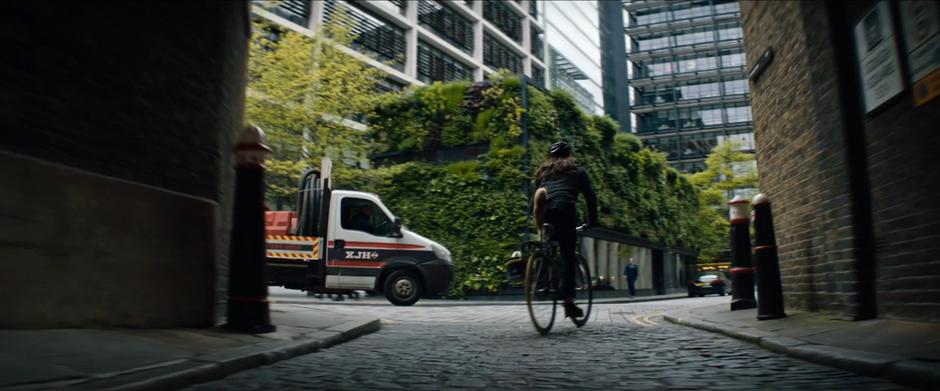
<box><xmin>0</xmin><ymin>2</ymin><xmax>250</xmax><ymax>328</ymax></box>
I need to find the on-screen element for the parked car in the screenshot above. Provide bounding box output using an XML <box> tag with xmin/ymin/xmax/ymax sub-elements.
<box><xmin>688</xmin><ymin>273</ymin><xmax>727</xmax><ymax>297</ymax></box>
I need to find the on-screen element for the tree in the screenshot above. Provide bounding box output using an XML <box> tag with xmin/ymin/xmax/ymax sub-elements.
<box><xmin>688</xmin><ymin>141</ymin><xmax>759</xmax><ymax>261</ymax></box>
<box><xmin>246</xmin><ymin>7</ymin><xmax>389</xmax><ymax>207</ymax></box>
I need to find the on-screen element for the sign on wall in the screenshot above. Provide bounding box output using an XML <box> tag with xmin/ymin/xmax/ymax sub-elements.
<box><xmin>854</xmin><ymin>1</ymin><xmax>905</xmax><ymax>113</ymax></box>
<box><xmin>900</xmin><ymin>0</ymin><xmax>940</xmax><ymax>106</ymax></box>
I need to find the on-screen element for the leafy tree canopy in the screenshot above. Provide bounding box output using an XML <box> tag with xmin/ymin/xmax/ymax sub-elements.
<box><xmin>247</xmin><ymin>7</ymin><xmax>388</xmax><ymax>207</ymax></box>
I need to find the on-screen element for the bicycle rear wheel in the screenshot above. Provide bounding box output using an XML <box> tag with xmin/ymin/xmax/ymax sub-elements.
<box><xmin>525</xmin><ymin>253</ymin><xmax>557</xmax><ymax>335</ymax></box>
<box><xmin>570</xmin><ymin>255</ymin><xmax>593</xmax><ymax>327</ymax></box>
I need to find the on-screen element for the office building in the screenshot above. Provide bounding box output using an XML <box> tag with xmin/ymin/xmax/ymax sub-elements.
<box><xmin>622</xmin><ymin>0</ymin><xmax>754</xmax><ymax>173</ymax></box>
<box><xmin>543</xmin><ymin>1</ymin><xmax>604</xmax><ymax>113</ymax></box>
<box><xmin>253</xmin><ymin>0</ymin><xmax>610</xmax><ymax>116</ymax></box>
<box><xmin>252</xmin><ymin>0</ymin><xmax>547</xmax><ymax>91</ymax></box>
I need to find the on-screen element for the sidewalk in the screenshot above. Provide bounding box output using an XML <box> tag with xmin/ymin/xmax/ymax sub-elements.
<box><xmin>0</xmin><ymin>304</ymin><xmax>380</xmax><ymax>391</ymax></box>
<box><xmin>663</xmin><ymin>304</ymin><xmax>940</xmax><ymax>389</ymax></box>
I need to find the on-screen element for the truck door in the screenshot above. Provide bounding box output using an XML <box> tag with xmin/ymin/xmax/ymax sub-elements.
<box><xmin>326</xmin><ymin>195</ymin><xmax>399</xmax><ymax>289</ymax></box>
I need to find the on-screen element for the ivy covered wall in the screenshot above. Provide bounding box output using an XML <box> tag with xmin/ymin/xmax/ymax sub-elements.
<box><xmin>335</xmin><ymin>77</ymin><xmax>703</xmax><ymax>295</ymax></box>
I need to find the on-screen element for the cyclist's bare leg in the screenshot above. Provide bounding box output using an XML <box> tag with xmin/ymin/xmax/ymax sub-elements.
<box><xmin>533</xmin><ymin>187</ymin><xmax>547</xmax><ymax>230</ymax></box>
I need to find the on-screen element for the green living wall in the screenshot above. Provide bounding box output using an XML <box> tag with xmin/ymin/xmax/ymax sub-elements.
<box><xmin>335</xmin><ymin>77</ymin><xmax>703</xmax><ymax>296</ymax></box>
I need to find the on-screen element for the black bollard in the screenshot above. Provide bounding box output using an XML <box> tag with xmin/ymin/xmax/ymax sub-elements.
<box><xmin>729</xmin><ymin>196</ymin><xmax>757</xmax><ymax>310</ymax></box>
<box><xmin>752</xmin><ymin>194</ymin><xmax>786</xmax><ymax>320</ymax></box>
<box><xmin>225</xmin><ymin>125</ymin><xmax>276</xmax><ymax>334</ymax></box>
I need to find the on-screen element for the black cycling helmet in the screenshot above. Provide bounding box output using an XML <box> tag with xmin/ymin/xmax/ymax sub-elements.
<box><xmin>549</xmin><ymin>141</ymin><xmax>572</xmax><ymax>157</ymax></box>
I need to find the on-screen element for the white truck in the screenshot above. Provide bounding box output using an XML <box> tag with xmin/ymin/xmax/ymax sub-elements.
<box><xmin>265</xmin><ymin>158</ymin><xmax>454</xmax><ymax>305</ymax></box>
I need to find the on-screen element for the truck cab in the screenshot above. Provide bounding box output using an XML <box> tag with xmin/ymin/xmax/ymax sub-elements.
<box><xmin>265</xmin><ymin>159</ymin><xmax>454</xmax><ymax>305</ymax></box>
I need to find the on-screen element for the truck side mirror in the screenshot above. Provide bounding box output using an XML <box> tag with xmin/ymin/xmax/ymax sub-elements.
<box><xmin>391</xmin><ymin>217</ymin><xmax>403</xmax><ymax>238</ymax></box>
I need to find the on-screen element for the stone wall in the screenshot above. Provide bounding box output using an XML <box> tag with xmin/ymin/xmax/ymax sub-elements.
<box><xmin>0</xmin><ymin>2</ymin><xmax>250</xmax><ymax>327</ymax></box>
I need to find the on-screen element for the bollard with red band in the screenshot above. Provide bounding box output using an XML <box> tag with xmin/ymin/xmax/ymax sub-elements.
<box><xmin>752</xmin><ymin>194</ymin><xmax>786</xmax><ymax>320</ymax></box>
<box><xmin>225</xmin><ymin>125</ymin><xmax>276</xmax><ymax>333</ymax></box>
<box><xmin>729</xmin><ymin>196</ymin><xmax>757</xmax><ymax>310</ymax></box>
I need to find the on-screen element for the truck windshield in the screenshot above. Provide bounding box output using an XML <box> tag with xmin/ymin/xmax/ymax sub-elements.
<box><xmin>341</xmin><ymin>198</ymin><xmax>392</xmax><ymax>236</ymax></box>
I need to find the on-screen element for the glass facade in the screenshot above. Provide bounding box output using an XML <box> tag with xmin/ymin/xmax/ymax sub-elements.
<box><xmin>627</xmin><ymin>0</ymin><xmax>753</xmax><ymax>173</ymax></box>
<box><xmin>544</xmin><ymin>0</ymin><xmax>603</xmax><ymax>113</ymax></box>
<box><xmin>630</xmin><ymin>0</ymin><xmax>740</xmax><ymax>27</ymax></box>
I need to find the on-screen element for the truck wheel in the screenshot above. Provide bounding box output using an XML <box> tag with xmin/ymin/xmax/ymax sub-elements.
<box><xmin>384</xmin><ymin>270</ymin><xmax>421</xmax><ymax>306</ymax></box>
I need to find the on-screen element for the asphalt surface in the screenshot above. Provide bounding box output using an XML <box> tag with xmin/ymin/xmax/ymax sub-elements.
<box><xmin>189</xmin><ymin>296</ymin><xmax>909</xmax><ymax>390</ymax></box>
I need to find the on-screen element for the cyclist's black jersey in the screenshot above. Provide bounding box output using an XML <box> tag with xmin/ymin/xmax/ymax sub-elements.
<box><xmin>535</xmin><ymin>167</ymin><xmax>598</xmax><ymax>226</ymax></box>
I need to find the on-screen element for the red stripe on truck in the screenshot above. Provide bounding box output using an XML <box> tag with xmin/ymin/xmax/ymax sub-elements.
<box><xmin>327</xmin><ymin>241</ymin><xmax>426</xmax><ymax>250</ymax></box>
<box><xmin>327</xmin><ymin>260</ymin><xmax>385</xmax><ymax>268</ymax></box>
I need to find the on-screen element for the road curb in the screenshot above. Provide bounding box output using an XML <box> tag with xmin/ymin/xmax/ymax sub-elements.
<box><xmin>58</xmin><ymin>318</ymin><xmax>382</xmax><ymax>391</ymax></box>
<box><xmin>274</xmin><ymin>294</ymin><xmax>690</xmax><ymax>307</ymax></box>
<box><xmin>662</xmin><ymin>312</ymin><xmax>939</xmax><ymax>389</ymax></box>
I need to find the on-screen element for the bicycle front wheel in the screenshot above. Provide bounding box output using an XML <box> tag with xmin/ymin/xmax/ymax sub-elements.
<box><xmin>570</xmin><ymin>254</ymin><xmax>593</xmax><ymax>327</ymax></box>
<box><xmin>525</xmin><ymin>253</ymin><xmax>557</xmax><ymax>335</ymax></box>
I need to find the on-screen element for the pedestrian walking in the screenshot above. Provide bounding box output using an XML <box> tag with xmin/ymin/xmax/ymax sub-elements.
<box><xmin>624</xmin><ymin>258</ymin><xmax>639</xmax><ymax>297</ymax></box>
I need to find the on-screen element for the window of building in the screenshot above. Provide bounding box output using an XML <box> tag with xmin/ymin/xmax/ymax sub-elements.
<box><xmin>674</xmin><ymin>27</ymin><xmax>715</xmax><ymax>47</ymax></box>
<box><xmin>721</xmin><ymin>51</ymin><xmax>746</xmax><ymax>67</ymax></box>
<box><xmin>677</xmin><ymin>105</ymin><xmax>723</xmax><ymax>128</ymax></box>
<box><xmin>531</xmin><ymin>30</ymin><xmax>544</xmax><ymax>60</ymax></box>
<box><xmin>725</xmin><ymin>105</ymin><xmax>752</xmax><ymax>123</ymax></box>
<box><xmin>662</xmin><ymin>136</ymin><xmax>681</xmax><ymax>160</ymax></box>
<box><xmin>677</xmin><ymin>80</ymin><xmax>721</xmax><ymax>100</ymax></box>
<box><xmin>673</xmin><ymin>1</ymin><xmax>711</xmax><ymax>20</ymax></box>
<box><xmin>675</xmin><ymin>161</ymin><xmax>707</xmax><ymax>172</ymax></box>
<box><xmin>681</xmin><ymin>133</ymin><xmax>718</xmax><ymax>158</ymax></box>
<box><xmin>529</xmin><ymin>0</ymin><xmax>538</xmax><ymax>18</ymax></box>
<box><xmin>417</xmin><ymin>41</ymin><xmax>473</xmax><ymax>83</ymax></box>
<box><xmin>324</xmin><ymin>0</ymin><xmax>406</xmax><ymax>70</ymax></box>
<box><xmin>635</xmin><ymin>84</ymin><xmax>675</xmax><ymax>105</ymax></box>
<box><xmin>531</xmin><ymin>66</ymin><xmax>545</xmax><ymax>88</ymax></box>
<box><xmin>418</xmin><ymin>0</ymin><xmax>474</xmax><ymax>54</ymax></box>
<box><xmin>484</xmin><ymin>33</ymin><xmax>523</xmax><ymax>74</ymax></box>
<box><xmin>636</xmin><ymin>33</ymin><xmax>671</xmax><ymax>51</ymax></box>
<box><xmin>714</xmin><ymin>1</ymin><xmax>740</xmax><ymax>15</ymax></box>
<box><xmin>388</xmin><ymin>0</ymin><xmax>406</xmax><ymax>14</ymax></box>
<box><xmin>634</xmin><ymin>7</ymin><xmax>670</xmax><ymax>26</ymax></box>
<box><xmin>646</xmin><ymin>136</ymin><xmax>681</xmax><ymax>160</ymax></box>
<box><xmin>718</xmin><ymin>23</ymin><xmax>743</xmax><ymax>41</ymax></box>
<box><xmin>633</xmin><ymin>57</ymin><xmax>676</xmax><ymax>78</ymax></box>
<box><xmin>483</xmin><ymin>0</ymin><xmax>522</xmax><ymax>42</ymax></box>
<box><xmin>377</xmin><ymin>77</ymin><xmax>407</xmax><ymax>93</ymax></box>
<box><xmin>637</xmin><ymin>109</ymin><xmax>678</xmax><ymax>133</ymax></box>
<box><xmin>256</xmin><ymin>0</ymin><xmax>311</xmax><ymax>28</ymax></box>
<box><xmin>718</xmin><ymin>132</ymin><xmax>755</xmax><ymax>150</ymax></box>
<box><xmin>723</xmin><ymin>79</ymin><xmax>748</xmax><ymax>95</ymax></box>
<box><xmin>677</xmin><ymin>53</ymin><xmax>719</xmax><ymax>73</ymax></box>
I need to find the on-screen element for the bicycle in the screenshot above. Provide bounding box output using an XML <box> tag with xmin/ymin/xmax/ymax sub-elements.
<box><xmin>524</xmin><ymin>224</ymin><xmax>593</xmax><ymax>335</ymax></box>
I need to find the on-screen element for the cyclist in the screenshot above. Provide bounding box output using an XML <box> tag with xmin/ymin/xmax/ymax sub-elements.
<box><xmin>533</xmin><ymin>141</ymin><xmax>598</xmax><ymax>319</ymax></box>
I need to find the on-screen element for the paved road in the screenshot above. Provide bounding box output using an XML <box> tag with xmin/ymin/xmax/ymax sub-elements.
<box><xmin>191</xmin><ymin>296</ymin><xmax>908</xmax><ymax>390</ymax></box>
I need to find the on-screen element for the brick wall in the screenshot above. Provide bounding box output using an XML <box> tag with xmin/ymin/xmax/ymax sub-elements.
<box><xmin>741</xmin><ymin>1</ymin><xmax>863</xmax><ymax>319</ymax></box>
<box><xmin>841</xmin><ymin>2</ymin><xmax>940</xmax><ymax>322</ymax></box>
<box><xmin>742</xmin><ymin>0</ymin><xmax>940</xmax><ymax>322</ymax></box>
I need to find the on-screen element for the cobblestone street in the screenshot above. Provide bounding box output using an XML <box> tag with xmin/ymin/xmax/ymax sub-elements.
<box><xmin>190</xmin><ymin>296</ymin><xmax>908</xmax><ymax>390</ymax></box>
